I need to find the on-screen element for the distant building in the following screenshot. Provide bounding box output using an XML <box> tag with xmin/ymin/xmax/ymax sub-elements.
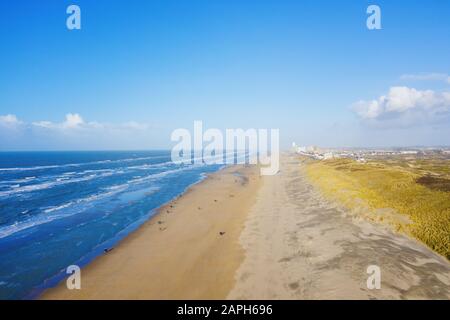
<box><xmin>323</xmin><ymin>152</ymin><xmax>334</xmax><ymax>160</ymax></box>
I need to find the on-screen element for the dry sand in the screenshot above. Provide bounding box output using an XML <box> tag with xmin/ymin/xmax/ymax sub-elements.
<box><xmin>228</xmin><ymin>154</ymin><xmax>450</xmax><ymax>299</ymax></box>
<box><xmin>42</xmin><ymin>154</ymin><xmax>450</xmax><ymax>299</ymax></box>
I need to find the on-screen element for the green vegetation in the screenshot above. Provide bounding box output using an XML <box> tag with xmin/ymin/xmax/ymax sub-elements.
<box><xmin>304</xmin><ymin>157</ymin><xmax>450</xmax><ymax>259</ymax></box>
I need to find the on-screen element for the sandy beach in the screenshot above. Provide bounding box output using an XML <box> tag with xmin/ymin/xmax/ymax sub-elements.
<box><xmin>41</xmin><ymin>164</ymin><xmax>262</xmax><ymax>299</ymax></box>
<box><xmin>42</xmin><ymin>154</ymin><xmax>450</xmax><ymax>299</ymax></box>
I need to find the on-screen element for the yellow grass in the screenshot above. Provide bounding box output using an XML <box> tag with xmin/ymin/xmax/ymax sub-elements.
<box><xmin>304</xmin><ymin>158</ymin><xmax>450</xmax><ymax>259</ymax></box>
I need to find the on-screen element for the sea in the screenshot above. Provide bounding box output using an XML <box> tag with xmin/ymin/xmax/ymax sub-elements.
<box><xmin>0</xmin><ymin>150</ymin><xmax>226</xmax><ymax>299</ymax></box>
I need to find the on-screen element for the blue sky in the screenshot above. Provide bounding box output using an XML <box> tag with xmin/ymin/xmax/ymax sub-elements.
<box><xmin>1</xmin><ymin>0</ymin><xmax>449</xmax><ymax>150</ymax></box>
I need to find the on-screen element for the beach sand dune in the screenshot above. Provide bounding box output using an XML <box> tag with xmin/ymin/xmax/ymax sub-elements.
<box><xmin>42</xmin><ymin>154</ymin><xmax>450</xmax><ymax>299</ymax></box>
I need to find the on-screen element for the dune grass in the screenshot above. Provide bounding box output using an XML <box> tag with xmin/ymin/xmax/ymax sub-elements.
<box><xmin>304</xmin><ymin>157</ymin><xmax>450</xmax><ymax>259</ymax></box>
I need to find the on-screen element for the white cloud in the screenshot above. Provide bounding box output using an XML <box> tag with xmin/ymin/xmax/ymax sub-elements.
<box><xmin>0</xmin><ymin>114</ymin><xmax>22</xmax><ymax>127</ymax></box>
<box><xmin>121</xmin><ymin>121</ymin><xmax>149</xmax><ymax>130</ymax></box>
<box><xmin>30</xmin><ymin>113</ymin><xmax>150</xmax><ymax>132</ymax></box>
<box><xmin>32</xmin><ymin>121</ymin><xmax>55</xmax><ymax>129</ymax></box>
<box><xmin>33</xmin><ymin>113</ymin><xmax>86</xmax><ymax>130</ymax></box>
<box><xmin>400</xmin><ymin>72</ymin><xmax>450</xmax><ymax>84</ymax></box>
<box><xmin>352</xmin><ymin>86</ymin><xmax>450</xmax><ymax>126</ymax></box>
<box><xmin>1</xmin><ymin>113</ymin><xmax>152</xmax><ymax>134</ymax></box>
<box><xmin>63</xmin><ymin>113</ymin><xmax>84</xmax><ymax>128</ymax></box>
<box><xmin>0</xmin><ymin>113</ymin><xmax>161</xmax><ymax>150</ymax></box>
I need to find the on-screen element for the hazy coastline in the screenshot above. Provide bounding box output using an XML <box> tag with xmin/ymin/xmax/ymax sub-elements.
<box><xmin>41</xmin><ymin>154</ymin><xmax>450</xmax><ymax>299</ymax></box>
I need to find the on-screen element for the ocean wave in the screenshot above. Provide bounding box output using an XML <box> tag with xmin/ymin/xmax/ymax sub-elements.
<box><xmin>0</xmin><ymin>176</ymin><xmax>36</xmax><ymax>184</ymax></box>
<box><xmin>0</xmin><ymin>162</ymin><xmax>176</xmax><ymax>197</ymax></box>
<box><xmin>127</xmin><ymin>163</ymin><xmax>202</xmax><ymax>184</ymax></box>
<box><xmin>0</xmin><ymin>160</ymin><xmax>218</xmax><ymax>238</ymax></box>
<box><xmin>0</xmin><ymin>152</ymin><xmax>248</xmax><ymax>173</ymax></box>
<box><xmin>170</xmin><ymin>151</ymin><xmax>247</xmax><ymax>165</ymax></box>
<box><xmin>0</xmin><ymin>153</ymin><xmax>243</xmax><ymax>197</ymax></box>
<box><xmin>0</xmin><ymin>171</ymin><xmax>115</xmax><ymax>197</ymax></box>
<box><xmin>42</xmin><ymin>184</ymin><xmax>131</xmax><ymax>214</ymax></box>
<box><xmin>0</xmin><ymin>165</ymin><xmax>199</xmax><ymax>237</ymax></box>
<box><xmin>127</xmin><ymin>160</ymin><xmax>174</xmax><ymax>170</ymax></box>
<box><xmin>0</xmin><ymin>184</ymin><xmax>161</xmax><ymax>239</ymax></box>
<box><xmin>43</xmin><ymin>202</ymin><xmax>74</xmax><ymax>213</ymax></box>
<box><xmin>0</xmin><ymin>155</ymin><xmax>169</xmax><ymax>172</ymax></box>
<box><xmin>0</xmin><ymin>213</ymin><xmax>69</xmax><ymax>239</ymax></box>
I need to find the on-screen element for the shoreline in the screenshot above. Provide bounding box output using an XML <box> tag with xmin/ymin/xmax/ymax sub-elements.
<box><xmin>41</xmin><ymin>164</ymin><xmax>262</xmax><ymax>299</ymax></box>
<box><xmin>27</xmin><ymin>167</ymin><xmax>220</xmax><ymax>299</ymax></box>
<box><xmin>40</xmin><ymin>154</ymin><xmax>450</xmax><ymax>300</ymax></box>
